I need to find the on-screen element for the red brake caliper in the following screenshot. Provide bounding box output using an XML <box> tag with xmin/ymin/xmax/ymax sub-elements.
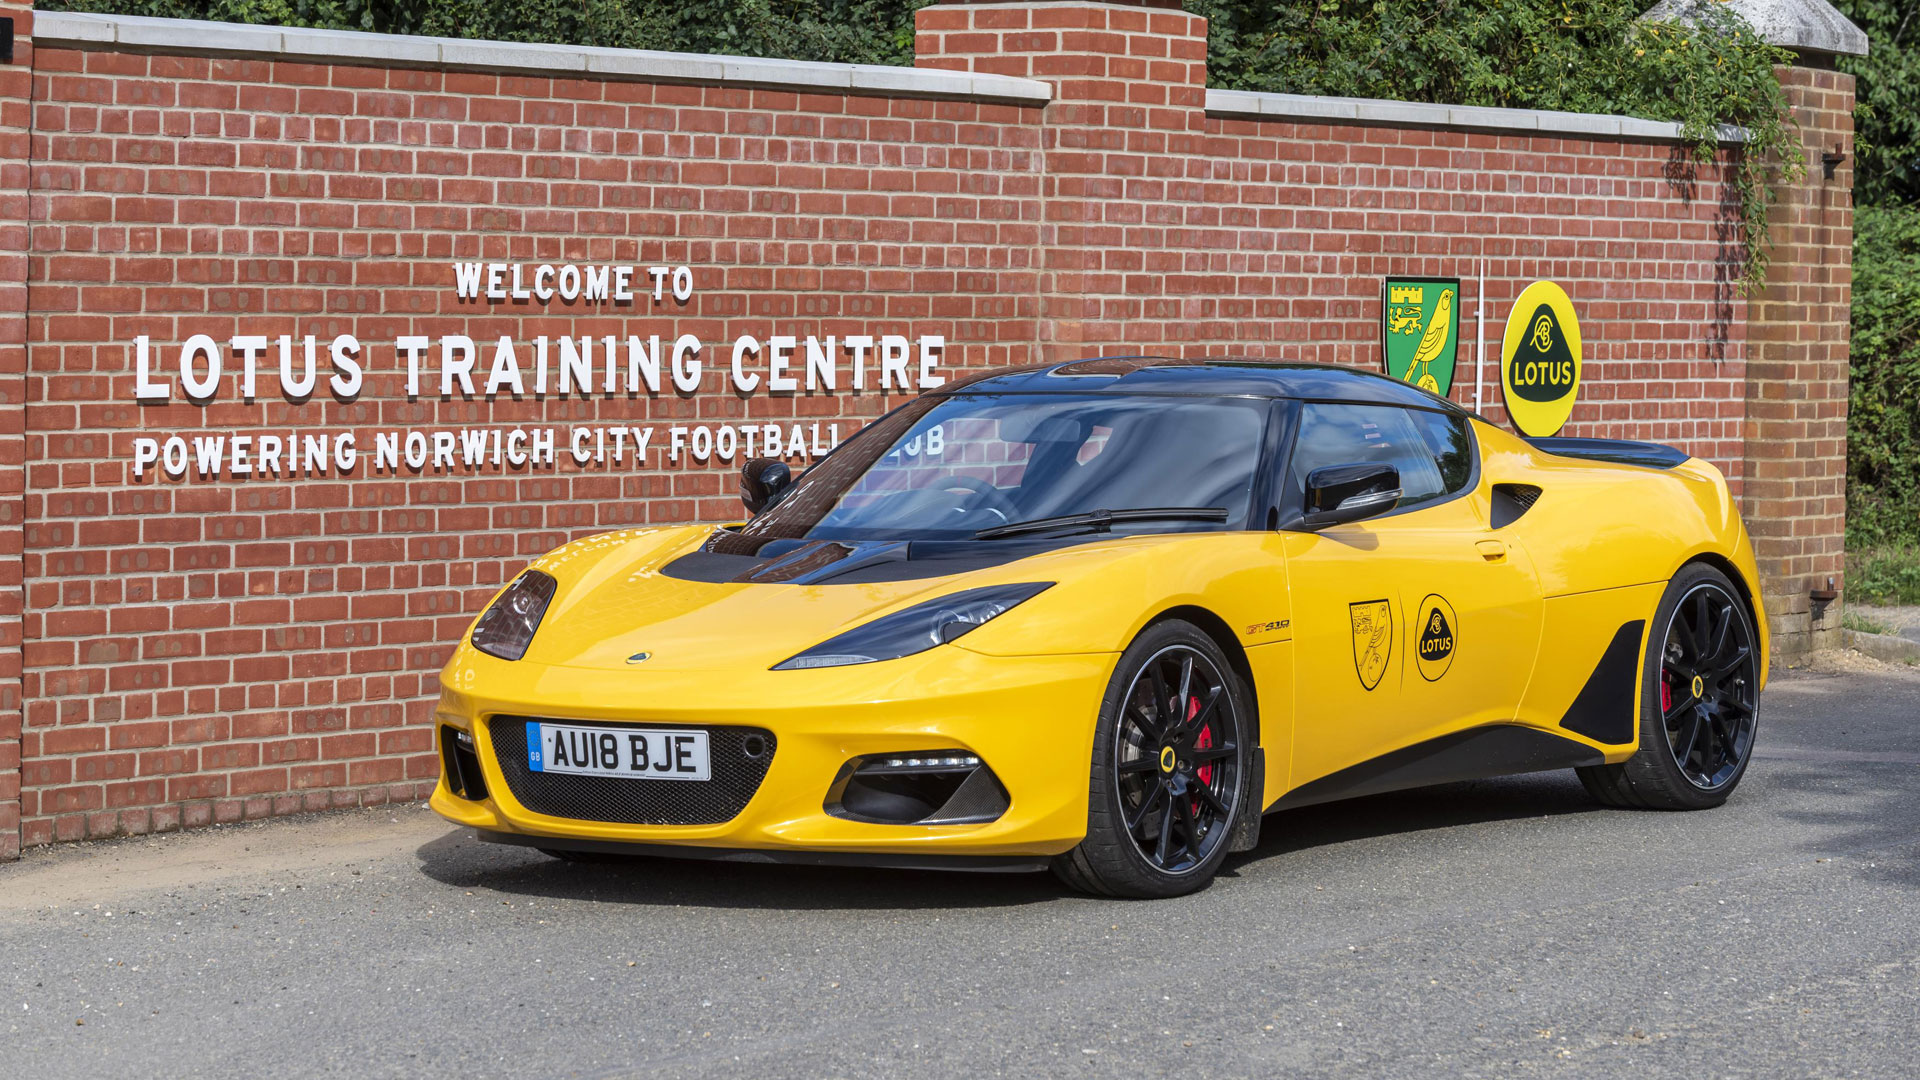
<box><xmin>1191</xmin><ymin>697</ymin><xmax>1213</xmax><ymax>810</ymax></box>
<box><xmin>1661</xmin><ymin>676</ymin><xmax>1673</xmax><ymax>714</ymax></box>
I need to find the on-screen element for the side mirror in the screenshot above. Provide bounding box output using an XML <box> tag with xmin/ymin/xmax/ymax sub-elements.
<box><xmin>740</xmin><ymin>458</ymin><xmax>793</xmax><ymax>515</ymax></box>
<box><xmin>1296</xmin><ymin>462</ymin><xmax>1401</xmax><ymax>530</ymax></box>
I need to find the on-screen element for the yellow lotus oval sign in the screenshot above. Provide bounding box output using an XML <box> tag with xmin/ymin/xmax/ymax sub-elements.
<box><xmin>1500</xmin><ymin>280</ymin><xmax>1582</xmax><ymax>437</ymax></box>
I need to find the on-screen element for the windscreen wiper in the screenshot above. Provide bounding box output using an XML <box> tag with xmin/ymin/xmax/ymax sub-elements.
<box><xmin>973</xmin><ymin>506</ymin><xmax>1229</xmax><ymax>541</ymax></box>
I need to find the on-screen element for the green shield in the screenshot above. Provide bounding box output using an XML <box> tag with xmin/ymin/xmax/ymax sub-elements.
<box><xmin>1381</xmin><ymin>278</ymin><xmax>1460</xmax><ymax>396</ymax></box>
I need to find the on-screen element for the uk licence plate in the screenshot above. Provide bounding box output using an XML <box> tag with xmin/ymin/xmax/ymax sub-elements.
<box><xmin>528</xmin><ymin>723</ymin><xmax>710</xmax><ymax>782</ymax></box>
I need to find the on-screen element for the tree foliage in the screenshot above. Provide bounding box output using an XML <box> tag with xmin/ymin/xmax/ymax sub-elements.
<box><xmin>1847</xmin><ymin>207</ymin><xmax>1920</xmax><ymax>546</ymax></box>
<box><xmin>40</xmin><ymin>0</ymin><xmax>933</xmax><ymax>65</ymax></box>
<box><xmin>1832</xmin><ymin>3</ymin><xmax>1920</xmax><ymax>548</ymax></box>
<box><xmin>1836</xmin><ymin>0</ymin><xmax>1918</xmax><ymax>206</ymax></box>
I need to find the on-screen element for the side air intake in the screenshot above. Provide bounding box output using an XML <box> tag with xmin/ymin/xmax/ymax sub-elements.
<box><xmin>1490</xmin><ymin>484</ymin><xmax>1542</xmax><ymax>529</ymax></box>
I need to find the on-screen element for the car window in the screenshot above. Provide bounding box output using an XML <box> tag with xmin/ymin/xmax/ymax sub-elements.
<box><xmin>1287</xmin><ymin>403</ymin><xmax>1457</xmax><ymax>511</ymax></box>
<box><xmin>1406</xmin><ymin>408</ymin><xmax>1476</xmax><ymax>496</ymax></box>
<box><xmin>717</xmin><ymin>393</ymin><xmax>1270</xmax><ymax>549</ymax></box>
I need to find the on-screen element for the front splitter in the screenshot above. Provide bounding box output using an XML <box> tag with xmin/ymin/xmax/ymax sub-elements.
<box><xmin>474</xmin><ymin>828</ymin><xmax>1051</xmax><ymax>873</ymax></box>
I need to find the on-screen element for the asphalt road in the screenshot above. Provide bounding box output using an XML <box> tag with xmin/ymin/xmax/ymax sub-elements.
<box><xmin>3</xmin><ymin>665</ymin><xmax>1917</xmax><ymax>1079</ymax></box>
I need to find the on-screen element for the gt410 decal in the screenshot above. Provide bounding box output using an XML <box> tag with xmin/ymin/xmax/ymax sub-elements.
<box><xmin>1349</xmin><ymin>599</ymin><xmax>1393</xmax><ymax>691</ymax></box>
<box><xmin>1415</xmin><ymin>594</ymin><xmax>1457</xmax><ymax>681</ymax></box>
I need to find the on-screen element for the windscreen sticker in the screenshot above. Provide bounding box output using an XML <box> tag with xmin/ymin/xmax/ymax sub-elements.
<box><xmin>1349</xmin><ymin>599</ymin><xmax>1393</xmax><ymax>691</ymax></box>
<box><xmin>1415</xmin><ymin>594</ymin><xmax>1458</xmax><ymax>682</ymax></box>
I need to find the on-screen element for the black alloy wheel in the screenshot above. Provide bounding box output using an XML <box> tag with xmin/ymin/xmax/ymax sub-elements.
<box><xmin>1055</xmin><ymin>620</ymin><xmax>1251</xmax><ymax>897</ymax></box>
<box><xmin>1578</xmin><ymin>563</ymin><xmax>1761</xmax><ymax>811</ymax></box>
<box><xmin>1659</xmin><ymin>581</ymin><xmax>1759</xmax><ymax>790</ymax></box>
<box><xmin>1113</xmin><ymin>645</ymin><xmax>1241</xmax><ymax>873</ymax></box>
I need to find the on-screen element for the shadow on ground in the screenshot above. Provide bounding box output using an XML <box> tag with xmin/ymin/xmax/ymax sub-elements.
<box><xmin>413</xmin><ymin>770</ymin><xmax>1607</xmax><ymax>910</ymax></box>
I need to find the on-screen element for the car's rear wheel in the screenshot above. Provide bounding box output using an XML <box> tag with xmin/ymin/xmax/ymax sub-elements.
<box><xmin>1053</xmin><ymin>620</ymin><xmax>1252</xmax><ymax>898</ymax></box>
<box><xmin>1578</xmin><ymin>563</ymin><xmax>1760</xmax><ymax>810</ymax></box>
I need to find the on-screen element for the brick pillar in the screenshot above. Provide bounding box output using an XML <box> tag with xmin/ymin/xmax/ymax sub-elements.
<box><xmin>0</xmin><ymin>0</ymin><xmax>30</xmax><ymax>860</ymax></box>
<box><xmin>1735</xmin><ymin>32</ymin><xmax>1863</xmax><ymax>655</ymax></box>
<box><xmin>916</xmin><ymin>0</ymin><xmax>1208</xmax><ymax>360</ymax></box>
<box><xmin>1741</xmin><ymin>64</ymin><xmax>1855</xmax><ymax>656</ymax></box>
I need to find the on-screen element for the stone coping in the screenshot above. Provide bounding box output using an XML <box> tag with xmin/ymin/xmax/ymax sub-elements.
<box><xmin>31</xmin><ymin>11</ymin><xmax>1055</xmax><ymax>106</ymax></box>
<box><xmin>1206</xmin><ymin>88</ymin><xmax>1746</xmax><ymax>145</ymax></box>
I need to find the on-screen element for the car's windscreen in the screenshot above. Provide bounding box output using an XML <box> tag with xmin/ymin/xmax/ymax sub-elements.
<box><xmin>719</xmin><ymin>393</ymin><xmax>1268</xmax><ymax>546</ymax></box>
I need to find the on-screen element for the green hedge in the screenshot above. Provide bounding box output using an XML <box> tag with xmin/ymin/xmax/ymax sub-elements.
<box><xmin>1848</xmin><ymin>204</ymin><xmax>1920</xmax><ymax>549</ymax></box>
<box><xmin>36</xmin><ymin>0</ymin><xmax>932</xmax><ymax>64</ymax></box>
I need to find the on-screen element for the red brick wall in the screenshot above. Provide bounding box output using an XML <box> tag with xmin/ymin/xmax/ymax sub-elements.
<box><xmin>0</xmin><ymin>0</ymin><xmax>33</xmax><ymax>860</ymax></box>
<box><xmin>918</xmin><ymin>0</ymin><xmax>1751</xmax><ymax>457</ymax></box>
<box><xmin>1</xmin><ymin>0</ymin><xmax>1814</xmax><ymax>852</ymax></box>
<box><xmin>17</xmin><ymin>37</ymin><xmax>1047</xmax><ymax>846</ymax></box>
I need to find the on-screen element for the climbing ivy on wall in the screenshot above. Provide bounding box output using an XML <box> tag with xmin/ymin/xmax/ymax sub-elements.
<box><xmin>1191</xmin><ymin>0</ymin><xmax>1800</xmax><ymax>290</ymax></box>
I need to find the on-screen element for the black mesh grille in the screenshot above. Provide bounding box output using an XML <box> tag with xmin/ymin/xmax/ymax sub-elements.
<box><xmin>1496</xmin><ymin>483</ymin><xmax>1542</xmax><ymax>509</ymax></box>
<box><xmin>488</xmin><ymin>716</ymin><xmax>776</xmax><ymax>826</ymax></box>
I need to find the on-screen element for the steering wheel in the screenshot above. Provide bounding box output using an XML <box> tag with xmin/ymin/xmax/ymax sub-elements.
<box><xmin>938</xmin><ymin>475</ymin><xmax>1017</xmax><ymax>525</ymax></box>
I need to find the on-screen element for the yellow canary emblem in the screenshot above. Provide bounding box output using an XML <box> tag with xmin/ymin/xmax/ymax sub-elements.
<box><xmin>1349</xmin><ymin>599</ymin><xmax>1394</xmax><ymax>691</ymax></box>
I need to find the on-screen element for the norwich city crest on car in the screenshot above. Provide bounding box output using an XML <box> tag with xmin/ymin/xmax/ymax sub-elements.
<box><xmin>1381</xmin><ymin>277</ymin><xmax>1460</xmax><ymax>396</ymax></box>
<box><xmin>1349</xmin><ymin>599</ymin><xmax>1394</xmax><ymax>691</ymax></box>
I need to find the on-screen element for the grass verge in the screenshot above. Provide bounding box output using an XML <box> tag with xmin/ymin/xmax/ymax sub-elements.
<box><xmin>1848</xmin><ymin>545</ymin><xmax>1920</xmax><ymax>606</ymax></box>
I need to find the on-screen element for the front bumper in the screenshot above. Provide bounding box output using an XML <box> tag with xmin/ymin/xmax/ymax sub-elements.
<box><xmin>428</xmin><ymin>643</ymin><xmax>1116</xmax><ymax>859</ymax></box>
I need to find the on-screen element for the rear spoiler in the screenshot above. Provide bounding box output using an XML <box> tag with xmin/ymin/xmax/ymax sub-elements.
<box><xmin>1525</xmin><ymin>437</ymin><xmax>1690</xmax><ymax>470</ymax></box>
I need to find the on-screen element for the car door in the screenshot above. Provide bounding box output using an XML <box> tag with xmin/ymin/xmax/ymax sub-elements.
<box><xmin>1280</xmin><ymin>402</ymin><xmax>1545</xmax><ymax>790</ymax></box>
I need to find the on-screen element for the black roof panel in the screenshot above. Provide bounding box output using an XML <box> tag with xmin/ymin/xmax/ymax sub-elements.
<box><xmin>937</xmin><ymin>356</ymin><xmax>1464</xmax><ymax>411</ymax></box>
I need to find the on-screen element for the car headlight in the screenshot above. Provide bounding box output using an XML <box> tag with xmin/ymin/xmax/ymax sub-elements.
<box><xmin>773</xmin><ymin>583</ymin><xmax>1053</xmax><ymax>670</ymax></box>
<box><xmin>470</xmin><ymin>570</ymin><xmax>558</xmax><ymax>661</ymax></box>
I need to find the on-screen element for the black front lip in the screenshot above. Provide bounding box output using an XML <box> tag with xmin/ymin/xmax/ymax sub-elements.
<box><xmin>473</xmin><ymin>829</ymin><xmax>1049</xmax><ymax>873</ymax></box>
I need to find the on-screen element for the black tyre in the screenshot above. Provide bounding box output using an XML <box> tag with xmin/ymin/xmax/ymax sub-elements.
<box><xmin>1053</xmin><ymin>620</ymin><xmax>1253</xmax><ymax>898</ymax></box>
<box><xmin>1578</xmin><ymin>563</ymin><xmax>1760</xmax><ymax>810</ymax></box>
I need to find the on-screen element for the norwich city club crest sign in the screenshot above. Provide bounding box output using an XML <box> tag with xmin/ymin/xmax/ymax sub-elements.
<box><xmin>1500</xmin><ymin>280</ymin><xmax>1583</xmax><ymax>437</ymax></box>
<box><xmin>1349</xmin><ymin>599</ymin><xmax>1393</xmax><ymax>691</ymax></box>
<box><xmin>1381</xmin><ymin>277</ymin><xmax>1460</xmax><ymax>396</ymax></box>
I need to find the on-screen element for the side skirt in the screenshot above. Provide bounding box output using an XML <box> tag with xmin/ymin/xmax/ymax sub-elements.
<box><xmin>1270</xmin><ymin>724</ymin><xmax>1606</xmax><ymax>812</ymax></box>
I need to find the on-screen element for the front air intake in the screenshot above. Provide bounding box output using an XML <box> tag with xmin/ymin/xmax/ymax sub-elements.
<box><xmin>440</xmin><ymin>725</ymin><xmax>489</xmax><ymax>802</ymax></box>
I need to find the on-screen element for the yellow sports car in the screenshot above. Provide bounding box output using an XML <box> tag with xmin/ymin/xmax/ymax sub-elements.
<box><xmin>430</xmin><ymin>357</ymin><xmax>1767</xmax><ymax>897</ymax></box>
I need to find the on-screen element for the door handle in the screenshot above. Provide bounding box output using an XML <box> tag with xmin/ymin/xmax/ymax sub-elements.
<box><xmin>1476</xmin><ymin>539</ymin><xmax>1508</xmax><ymax>561</ymax></box>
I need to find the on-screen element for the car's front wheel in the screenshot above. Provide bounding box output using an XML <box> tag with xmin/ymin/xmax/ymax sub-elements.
<box><xmin>1578</xmin><ymin>563</ymin><xmax>1760</xmax><ymax>810</ymax></box>
<box><xmin>1053</xmin><ymin>620</ymin><xmax>1253</xmax><ymax>898</ymax></box>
